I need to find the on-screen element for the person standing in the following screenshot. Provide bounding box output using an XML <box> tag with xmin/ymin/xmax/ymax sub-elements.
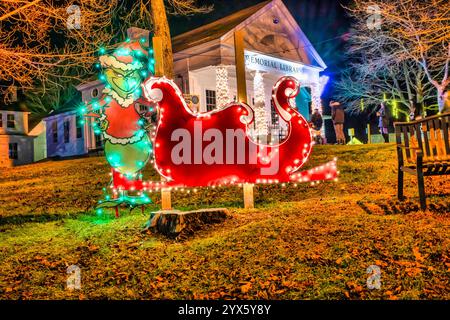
<box><xmin>310</xmin><ymin>108</ymin><xmax>323</xmax><ymax>131</ymax></box>
<box><xmin>310</xmin><ymin>108</ymin><xmax>324</xmax><ymax>144</ymax></box>
<box><xmin>330</xmin><ymin>101</ymin><xmax>346</xmax><ymax>144</ymax></box>
<box><xmin>377</xmin><ymin>103</ymin><xmax>390</xmax><ymax>143</ymax></box>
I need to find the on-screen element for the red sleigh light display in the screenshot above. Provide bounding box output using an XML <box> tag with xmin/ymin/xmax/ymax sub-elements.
<box><xmin>141</xmin><ymin>76</ymin><xmax>338</xmax><ymax>190</ymax></box>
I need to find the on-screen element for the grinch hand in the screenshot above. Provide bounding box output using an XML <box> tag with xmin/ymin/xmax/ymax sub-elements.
<box><xmin>84</xmin><ymin>41</ymin><xmax>156</xmax><ymax>214</ymax></box>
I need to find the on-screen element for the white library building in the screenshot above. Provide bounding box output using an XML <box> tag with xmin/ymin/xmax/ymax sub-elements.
<box><xmin>172</xmin><ymin>0</ymin><xmax>328</xmax><ymax>138</ymax></box>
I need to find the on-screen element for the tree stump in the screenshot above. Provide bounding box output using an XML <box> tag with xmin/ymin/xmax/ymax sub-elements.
<box><xmin>143</xmin><ymin>208</ymin><xmax>229</xmax><ymax>239</ymax></box>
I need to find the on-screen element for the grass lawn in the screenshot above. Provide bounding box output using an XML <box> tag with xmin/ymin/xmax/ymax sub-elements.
<box><xmin>0</xmin><ymin>144</ymin><xmax>449</xmax><ymax>299</ymax></box>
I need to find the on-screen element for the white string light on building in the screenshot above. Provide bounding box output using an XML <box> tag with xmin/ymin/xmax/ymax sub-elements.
<box><xmin>216</xmin><ymin>65</ymin><xmax>230</xmax><ymax>108</ymax></box>
<box><xmin>253</xmin><ymin>71</ymin><xmax>268</xmax><ymax>136</ymax></box>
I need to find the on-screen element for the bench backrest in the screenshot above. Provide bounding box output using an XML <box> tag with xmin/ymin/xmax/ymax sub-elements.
<box><xmin>394</xmin><ymin>113</ymin><xmax>450</xmax><ymax>163</ymax></box>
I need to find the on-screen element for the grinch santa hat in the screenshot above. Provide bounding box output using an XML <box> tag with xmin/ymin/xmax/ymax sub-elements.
<box><xmin>99</xmin><ymin>41</ymin><xmax>148</xmax><ymax>71</ymax></box>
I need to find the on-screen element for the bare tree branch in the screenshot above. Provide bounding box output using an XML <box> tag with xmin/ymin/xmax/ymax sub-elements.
<box><xmin>338</xmin><ymin>0</ymin><xmax>450</xmax><ymax>115</ymax></box>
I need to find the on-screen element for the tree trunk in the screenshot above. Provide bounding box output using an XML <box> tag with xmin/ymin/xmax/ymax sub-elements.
<box><xmin>144</xmin><ymin>208</ymin><xmax>229</xmax><ymax>239</ymax></box>
<box><xmin>403</xmin><ymin>62</ymin><xmax>414</xmax><ymax>106</ymax></box>
<box><xmin>437</xmin><ymin>86</ymin><xmax>445</xmax><ymax>113</ymax></box>
<box><xmin>150</xmin><ymin>0</ymin><xmax>174</xmax><ymax>79</ymax></box>
<box><xmin>415</xmin><ymin>72</ymin><xmax>424</xmax><ymax>115</ymax></box>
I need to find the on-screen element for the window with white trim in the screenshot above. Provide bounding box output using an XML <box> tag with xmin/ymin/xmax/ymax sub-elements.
<box><xmin>7</xmin><ymin>114</ymin><xmax>15</xmax><ymax>129</ymax></box>
<box><xmin>95</xmin><ymin>132</ymin><xmax>104</xmax><ymax>148</ymax></box>
<box><xmin>205</xmin><ymin>90</ymin><xmax>216</xmax><ymax>112</ymax></box>
<box><xmin>52</xmin><ymin>121</ymin><xmax>58</xmax><ymax>143</ymax></box>
<box><xmin>92</xmin><ymin>88</ymin><xmax>99</xmax><ymax>98</ymax></box>
<box><xmin>64</xmin><ymin>119</ymin><xmax>70</xmax><ymax>143</ymax></box>
<box><xmin>9</xmin><ymin>143</ymin><xmax>18</xmax><ymax>159</ymax></box>
<box><xmin>76</xmin><ymin>115</ymin><xmax>83</xmax><ymax>139</ymax></box>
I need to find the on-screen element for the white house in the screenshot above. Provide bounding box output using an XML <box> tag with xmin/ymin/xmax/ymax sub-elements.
<box><xmin>171</xmin><ymin>0</ymin><xmax>328</xmax><ymax>137</ymax></box>
<box><xmin>0</xmin><ymin>103</ymin><xmax>35</xmax><ymax>167</ymax></box>
<box><xmin>44</xmin><ymin>81</ymin><xmax>104</xmax><ymax>158</ymax></box>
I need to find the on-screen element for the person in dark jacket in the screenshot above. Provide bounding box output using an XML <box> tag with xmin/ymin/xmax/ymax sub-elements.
<box><xmin>377</xmin><ymin>103</ymin><xmax>390</xmax><ymax>143</ymax></box>
<box><xmin>310</xmin><ymin>108</ymin><xmax>323</xmax><ymax>131</ymax></box>
<box><xmin>330</xmin><ymin>101</ymin><xmax>346</xmax><ymax>144</ymax></box>
<box><xmin>310</xmin><ymin>108</ymin><xmax>324</xmax><ymax>144</ymax></box>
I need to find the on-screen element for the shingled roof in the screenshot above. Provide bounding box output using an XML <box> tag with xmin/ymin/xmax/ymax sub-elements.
<box><xmin>0</xmin><ymin>101</ymin><xmax>30</xmax><ymax>112</ymax></box>
<box><xmin>172</xmin><ymin>0</ymin><xmax>271</xmax><ymax>52</ymax></box>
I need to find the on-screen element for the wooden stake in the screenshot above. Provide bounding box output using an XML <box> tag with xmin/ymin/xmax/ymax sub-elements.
<box><xmin>161</xmin><ymin>188</ymin><xmax>172</xmax><ymax>210</ymax></box>
<box><xmin>112</xmin><ymin>181</ymin><xmax>120</xmax><ymax>218</ymax></box>
<box><xmin>243</xmin><ymin>183</ymin><xmax>254</xmax><ymax>209</ymax></box>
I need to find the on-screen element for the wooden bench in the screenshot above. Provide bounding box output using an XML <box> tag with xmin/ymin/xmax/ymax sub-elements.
<box><xmin>394</xmin><ymin>113</ymin><xmax>450</xmax><ymax>210</ymax></box>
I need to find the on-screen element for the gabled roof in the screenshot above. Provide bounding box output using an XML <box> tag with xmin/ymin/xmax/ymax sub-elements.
<box><xmin>172</xmin><ymin>1</ymin><xmax>271</xmax><ymax>52</ymax></box>
<box><xmin>0</xmin><ymin>101</ymin><xmax>30</xmax><ymax>112</ymax></box>
<box><xmin>171</xmin><ymin>0</ymin><xmax>326</xmax><ymax>70</ymax></box>
<box><xmin>222</xmin><ymin>0</ymin><xmax>326</xmax><ymax>69</ymax></box>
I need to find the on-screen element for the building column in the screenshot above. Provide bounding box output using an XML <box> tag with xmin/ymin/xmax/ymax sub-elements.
<box><xmin>253</xmin><ymin>71</ymin><xmax>268</xmax><ymax>136</ymax></box>
<box><xmin>85</xmin><ymin>117</ymin><xmax>96</xmax><ymax>151</ymax></box>
<box><xmin>216</xmin><ymin>65</ymin><xmax>230</xmax><ymax>108</ymax></box>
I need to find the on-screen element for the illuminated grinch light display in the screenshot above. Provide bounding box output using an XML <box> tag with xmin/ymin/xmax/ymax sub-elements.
<box><xmin>83</xmin><ymin>40</ymin><xmax>156</xmax><ymax>216</ymax></box>
<box><xmin>84</xmin><ymin>39</ymin><xmax>338</xmax><ymax>217</ymax></box>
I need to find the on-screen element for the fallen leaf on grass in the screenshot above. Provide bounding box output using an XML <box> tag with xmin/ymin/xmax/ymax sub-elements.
<box><xmin>88</xmin><ymin>245</ymin><xmax>100</xmax><ymax>252</ymax></box>
<box><xmin>241</xmin><ymin>282</ymin><xmax>252</xmax><ymax>293</ymax></box>
<box><xmin>413</xmin><ymin>247</ymin><xmax>425</xmax><ymax>263</ymax></box>
<box><xmin>405</xmin><ymin>267</ymin><xmax>422</xmax><ymax>277</ymax></box>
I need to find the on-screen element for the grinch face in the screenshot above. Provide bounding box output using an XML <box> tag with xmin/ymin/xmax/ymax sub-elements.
<box><xmin>105</xmin><ymin>67</ymin><xmax>142</xmax><ymax>99</ymax></box>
